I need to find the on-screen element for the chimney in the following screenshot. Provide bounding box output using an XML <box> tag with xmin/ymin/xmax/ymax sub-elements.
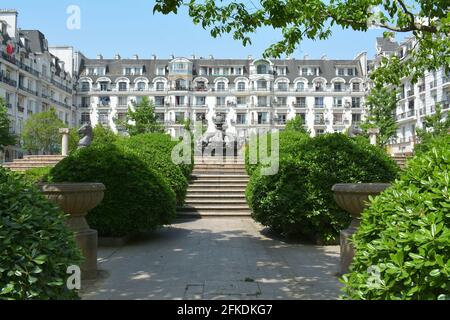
<box><xmin>170</xmin><ymin>54</ymin><xmax>174</xmax><ymax>59</ymax></box>
<box><xmin>209</xmin><ymin>54</ymin><xmax>214</xmax><ymax>60</ymax></box>
<box><xmin>321</xmin><ymin>54</ymin><xmax>328</xmax><ymax>60</ymax></box>
<box><xmin>115</xmin><ymin>53</ymin><xmax>121</xmax><ymax>60</ymax></box>
<box><xmin>248</xmin><ymin>55</ymin><xmax>253</xmax><ymax>60</ymax></box>
<box><xmin>303</xmin><ymin>54</ymin><xmax>309</xmax><ymax>60</ymax></box>
<box><xmin>152</xmin><ymin>54</ymin><xmax>157</xmax><ymax>60</ymax></box>
<box><xmin>191</xmin><ymin>54</ymin><xmax>196</xmax><ymax>60</ymax></box>
<box><xmin>97</xmin><ymin>54</ymin><xmax>103</xmax><ymax>60</ymax></box>
<box><xmin>133</xmin><ymin>54</ymin><xmax>139</xmax><ymax>60</ymax></box>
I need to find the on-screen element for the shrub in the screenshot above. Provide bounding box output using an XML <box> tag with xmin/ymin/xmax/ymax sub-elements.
<box><xmin>0</xmin><ymin>167</ymin><xmax>82</xmax><ymax>300</ymax></box>
<box><xmin>342</xmin><ymin>135</ymin><xmax>450</xmax><ymax>300</ymax></box>
<box><xmin>247</xmin><ymin>133</ymin><xmax>399</xmax><ymax>242</ymax></box>
<box><xmin>116</xmin><ymin>133</ymin><xmax>191</xmax><ymax>204</ymax></box>
<box><xmin>49</xmin><ymin>143</ymin><xmax>176</xmax><ymax>237</ymax></box>
<box><xmin>22</xmin><ymin>167</ymin><xmax>52</xmax><ymax>184</ymax></box>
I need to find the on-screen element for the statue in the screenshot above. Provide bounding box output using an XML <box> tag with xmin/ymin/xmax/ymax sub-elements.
<box><xmin>348</xmin><ymin>124</ymin><xmax>364</xmax><ymax>137</ymax></box>
<box><xmin>77</xmin><ymin>123</ymin><xmax>93</xmax><ymax>149</ymax></box>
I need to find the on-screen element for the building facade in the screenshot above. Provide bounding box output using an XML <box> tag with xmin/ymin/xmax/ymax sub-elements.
<box><xmin>0</xmin><ymin>10</ymin><xmax>76</xmax><ymax>162</ymax></box>
<box><xmin>372</xmin><ymin>36</ymin><xmax>449</xmax><ymax>155</ymax></box>
<box><xmin>74</xmin><ymin>53</ymin><xmax>369</xmax><ymax>141</ymax></box>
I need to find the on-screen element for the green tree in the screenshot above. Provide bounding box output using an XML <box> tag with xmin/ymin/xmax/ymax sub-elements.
<box><xmin>22</xmin><ymin>107</ymin><xmax>65</xmax><ymax>154</ymax></box>
<box><xmin>285</xmin><ymin>116</ymin><xmax>309</xmax><ymax>135</ymax></box>
<box><xmin>0</xmin><ymin>97</ymin><xmax>15</xmax><ymax>150</ymax></box>
<box><xmin>118</xmin><ymin>97</ymin><xmax>164</xmax><ymax>136</ymax></box>
<box><xmin>154</xmin><ymin>0</ymin><xmax>449</xmax><ymax>86</ymax></box>
<box><xmin>415</xmin><ymin>104</ymin><xmax>450</xmax><ymax>153</ymax></box>
<box><xmin>361</xmin><ymin>86</ymin><xmax>398</xmax><ymax>147</ymax></box>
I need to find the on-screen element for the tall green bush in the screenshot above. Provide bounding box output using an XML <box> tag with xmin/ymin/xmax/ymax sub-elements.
<box><xmin>247</xmin><ymin>133</ymin><xmax>399</xmax><ymax>242</ymax></box>
<box><xmin>116</xmin><ymin>133</ymin><xmax>191</xmax><ymax>204</ymax></box>
<box><xmin>49</xmin><ymin>143</ymin><xmax>176</xmax><ymax>237</ymax></box>
<box><xmin>0</xmin><ymin>167</ymin><xmax>82</xmax><ymax>300</ymax></box>
<box><xmin>342</xmin><ymin>135</ymin><xmax>450</xmax><ymax>300</ymax></box>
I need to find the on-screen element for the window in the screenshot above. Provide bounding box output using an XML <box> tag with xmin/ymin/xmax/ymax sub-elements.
<box><xmin>216</xmin><ymin>97</ymin><xmax>226</xmax><ymax>106</ymax></box>
<box><xmin>257</xmin><ymin>80</ymin><xmax>267</xmax><ymax>90</ymax></box>
<box><xmin>155</xmin><ymin>113</ymin><xmax>164</xmax><ymax>122</ymax></box>
<box><xmin>99</xmin><ymin>96</ymin><xmax>110</xmax><ymax>106</ymax></box>
<box><xmin>81</xmin><ymin>97</ymin><xmax>90</xmax><ymax>108</ymax></box>
<box><xmin>334</xmin><ymin>82</ymin><xmax>343</xmax><ymax>92</ymax></box>
<box><xmin>156</xmin><ymin>66</ymin><xmax>166</xmax><ymax>76</ymax></box>
<box><xmin>333</xmin><ymin>113</ymin><xmax>343</xmax><ymax>125</ymax></box>
<box><xmin>175</xmin><ymin>79</ymin><xmax>187</xmax><ymax>90</ymax></box>
<box><xmin>257</xmin><ymin>96</ymin><xmax>267</xmax><ymax>107</ymax></box>
<box><xmin>217</xmin><ymin>82</ymin><xmax>226</xmax><ymax>91</ymax></box>
<box><xmin>315</xmin><ymin>97</ymin><xmax>324</xmax><ymax>108</ymax></box>
<box><xmin>333</xmin><ymin>97</ymin><xmax>343</xmax><ymax>107</ymax></box>
<box><xmin>118</xmin><ymin>82</ymin><xmax>127</xmax><ymax>91</ymax></box>
<box><xmin>237</xmin><ymin>82</ymin><xmax>246</xmax><ymax>91</ymax></box>
<box><xmin>196</xmin><ymin>81</ymin><xmax>206</xmax><ymax>91</ymax></box>
<box><xmin>99</xmin><ymin>82</ymin><xmax>109</xmax><ymax>91</ymax></box>
<box><xmin>278</xmin><ymin>114</ymin><xmax>287</xmax><ymax>124</ymax></box>
<box><xmin>257</xmin><ymin>112</ymin><xmax>268</xmax><ymax>124</ymax></box>
<box><xmin>236</xmin><ymin>113</ymin><xmax>247</xmax><ymax>124</ymax></box>
<box><xmin>296</xmin><ymin>113</ymin><xmax>306</xmax><ymax>124</ymax></box>
<box><xmin>137</xmin><ymin>82</ymin><xmax>146</xmax><ymax>91</ymax></box>
<box><xmin>98</xmin><ymin>113</ymin><xmax>109</xmax><ymax>125</ymax></box>
<box><xmin>124</xmin><ymin>68</ymin><xmax>132</xmax><ymax>75</ymax></box>
<box><xmin>155</xmin><ymin>96</ymin><xmax>165</xmax><ymax>106</ymax></box>
<box><xmin>276</xmin><ymin>97</ymin><xmax>287</xmax><ymax>106</ymax></box>
<box><xmin>156</xmin><ymin>82</ymin><xmax>165</xmax><ymax>91</ymax></box>
<box><xmin>257</xmin><ymin>64</ymin><xmax>268</xmax><ymax>74</ymax></box>
<box><xmin>88</xmin><ymin>68</ymin><xmax>95</xmax><ymax>76</ymax></box>
<box><xmin>301</xmin><ymin>68</ymin><xmax>308</xmax><ymax>76</ymax></box>
<box><xmin>337</xmin><ymin>68</ymin><xmax>345</xmax><ymax>76</ymax></box>
<box><xmin>81</xmin><ymin>112</ymin><xmax>90</xmax><ymax>124</ymax></box>
<box><xmin>277</xmin><ymin>67</ymin><xmax>287</xmax><ymax>75</ymax></box>
<box><xmin>175</xmin><ymin>96</ymin><xmax>185</xmax><ymax>106</ymax></box>
<box><xmin>315</xmin><ymin>113</ymin><xmax>325</xmax><ymax>124</ymax></box>
<box><xmin>347</xmin><ymin>68</ymin><xmax>354</xmax><ymax>76</ymax></box>
<box><xmin>118</xmin><ymin>96</ymin><xmax>128</xmax><ymax>106</ymax></box>
<box><xmin>97</xmin><ymin>68</ymin><xmax>106</xmax><ymax>76</ymax></box>
<box><xmin>237</xmin><ymin>97</ymin><xmax>246</xmax><ymax>105</ymax></box>
<box><xmin>277</xmin><ymin>82</ymin><xmax>288</xmax><ymax>91</ymax></box>
<box><xmin>352</xmin><ymin>113</ymin><xmax>362</xmax><ymax>123</ymax></box>
<box><xmin>316</xmin><ymin>129</ymin><xmax>325</xmax><ymax>135</ymax></box>
<box><xmin>81</xmin><ymin>82</ymin><xmax>90</xmax><ymax>92</ymax></box>
<box><xmin>295</xmin><ymin>97</ymin><xmax>306</xmax><ymax>108</ymax></box>
<box><xmin>134</xmin><ymin>68</ymin><xmax>142</xmax><ymax>75</ymax></box>
<box><xmin>296</xmin><ymin>82</ymin><xmax>305</xmax><ymax>92</ymax></box>
<box><xmin>352</xmin><ymin>82</ymin><xmax>360</xmax><ymax>92</ymax></box>
<box><xmin>175</xmin><ymin>112</ymin><xmax>185</xmax><ymax>123</ymax></box>
<box><xmin>196</xmin><ymin>96</ymin><xmax>206</xmax><ymax>106</ymax></box>
<box><xmin>315</xmin><ymin>81</ymin><xmax>324</xmax><ymax>91</ymax></box>
<box><xmin>352</xmin><ymin>97</ymin><xmax>361</xmax><ymax>108</ymax></box>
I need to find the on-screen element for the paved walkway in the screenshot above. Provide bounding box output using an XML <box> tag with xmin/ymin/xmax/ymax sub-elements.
<box><xmin>80</xmin><ymin>218</ymin><xmax>342</xmax><ymax>300</ymax></box>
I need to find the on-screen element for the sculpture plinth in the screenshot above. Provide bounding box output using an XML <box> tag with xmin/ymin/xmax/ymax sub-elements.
<box><xmin>39</xmin><ymin>183</ymin><xmax>105</xmax><ymax>279</ymax></box>
<box><xmin>332</xmin><ymin>183</ymin><xmax>390</xmax><ymax>275</ymax></box>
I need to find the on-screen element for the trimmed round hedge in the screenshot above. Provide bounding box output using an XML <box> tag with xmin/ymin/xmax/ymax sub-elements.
<box><xmin>0</xmin><ymin>167</ymin><xmax>82</xmax><ymax>300</ymax></box>
<box><xmin>49</xmin><ymin>143</ymin><xmax>176</xmax><ymax>237</ymax></box>
<box><xmin>116</xmin><ymin>133</ymin><xmax>191</xmax><ymax>205</ymax></box>
<box><xmin>342</xmin><ymin>135</ymin><xmax>450</xmax><ymax>300</ymax></box>
<box><xmin>246</xmin><ymin>133</ymin><xmax>399</xmax><ymax>242</ymax></box>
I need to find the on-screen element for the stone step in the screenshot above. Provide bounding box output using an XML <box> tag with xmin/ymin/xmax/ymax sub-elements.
<box><xmin>177</xmin><ymin>211</ymin><xmax>252</xmax><ymax>218</ymax></box>
<box><xmin>194</xmin><ymin>164</ymin><xmax>246</xmax><ymax>169</ymax></box>
<box><xmin>186</xmin><ymin>194</ymin><xmax>246</xmax><ymax>198</ymax></box>
<box><xmin>3</xmin><ymin>162</ymin><xmax>58</xmax><ymax>167</ymax></box>
<box><xmin>191</xmin><ymin>175</ymin><xmax>249</xmax><ymax>181</ymax></box>
<box><xmin>185</xmin><ymin>199</ymin><xmax>248</xmax><ymax>205</ymax></box>
<box><xmin>193</xmin><ymin>169</ymin><xmax>247</xmax><ymax>174</ymax></box>
<box><xmin>186</xmin><ymin>188</ymin><xmax>247</xmax><ymax>194</ymax></box>
<box><xmin>188</xmin><ymin>183</ymin><xmax>249</xmax><ymax>188</ymax></box>
<box><xmin>180</xmin><ymin>204</ymin><xmax>250</xmax><ymax>210</ymax></box>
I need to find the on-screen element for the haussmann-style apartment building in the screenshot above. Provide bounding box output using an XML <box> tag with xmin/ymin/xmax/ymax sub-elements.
<box><xmin>2</xmin><ymin>9</ymin><xmax>448</xmax><ymax>163</ymax></box>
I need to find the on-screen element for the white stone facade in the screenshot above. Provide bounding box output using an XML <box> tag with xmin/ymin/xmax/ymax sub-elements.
<box><xmin>0</xmin><ymin>10</ymin><xmax>75</xmax><ymax>162</ymax></box>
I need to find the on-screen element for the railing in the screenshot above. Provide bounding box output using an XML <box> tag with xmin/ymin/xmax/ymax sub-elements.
<box><xmin>1</xmin><ymin>52</ymin><xmax>41</xmax><ymax>77</ymax></box>
<box><xmin>407</xmin><ymin>90</ymin><xmax>415</xmax><ymax>97</ymax></box>
<box><xmin>314</xmin><ymin>120</ymin><xmax>326</xmax><ymax>125</ymax></box>
<box><xmin>17</xmin><ymin>104</ymin><xmax>24</xmax><ymax>113</ymax></box>
<box><xmin>430</xmin><ymin>80</ymin><xmax>438</xmax><ymax>89</ymax></box>
<box><xmin>19</xmin><ymin>83</ymin><xmax>39</xmax><ymax>96</ymax></box>
<box><xmin>51</xmin><ymin>79</ymin><xmax>73</xmax><ymax>94</ymax></box>
<box><xmin>0</xmin><ymin>71</ymin><xmax>17</xmax><ymax>87</ymax></box>
<box><xmin>293</xmin><ymin>103</ymin><xmax>307</xmax><ymax>108</ymax></box>
<box><xmin>314</xmin><ymin>104</ymin><xmax>325</xmax><ymax>108</ymax></box>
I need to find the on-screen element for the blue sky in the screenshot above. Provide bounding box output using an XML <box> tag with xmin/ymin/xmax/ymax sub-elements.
<box><xmin>3</xmin><ymin>0</ymin><xmax>404</xmax><ymax>60</ymax></box>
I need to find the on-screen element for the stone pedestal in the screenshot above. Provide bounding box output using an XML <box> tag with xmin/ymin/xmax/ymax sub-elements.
<box><xmin>368</xmin><ymin>128</ymin><xmax>380</xmax><ymax>146</ymax></box>
<box><xmin>59</xmin><ymin>128</ymin><xmax>70</xmax><ymax>156</ymax></box>
<box><xmin>332</xmin><ymin>183</ymin><xmax>390</xmax><ymax>275</ymax></box>
<box><xmin>39</xmin><ymin>183</ymin><xmax>105</xmax><ymax>280</ymax></box>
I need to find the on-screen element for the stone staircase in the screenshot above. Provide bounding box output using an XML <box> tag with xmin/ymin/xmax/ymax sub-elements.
<box><xmin>178</xmin><ymin>157</ymin><xmax>252</xmax><ymax>218</ymax></box>
<box><xmin>2</xmin><ymin>155</ymin><xmax>65</xmax><ymax>172</ymax></box>
<box><xmin>391</xmin><ymin>153</ymin><xmax>413</xmax><ymax>169</ymax></box>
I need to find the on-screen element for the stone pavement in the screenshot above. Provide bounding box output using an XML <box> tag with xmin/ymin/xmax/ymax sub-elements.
<box><xmin>80</xmin><ymin>218</ymin><xmax>342</xmax><ymax>300</ymax></box>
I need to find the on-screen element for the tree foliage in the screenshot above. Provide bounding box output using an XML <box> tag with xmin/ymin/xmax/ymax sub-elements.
<box><xmin>415</xmin><ymin>104</ymin><xmax>450</xmax><ymax>154</ymax></box>
<box><xmin>284</xmin><ymin>116</ymin><xmax>309</xmax><ymax>135</ymax></box>
<box><xmin>0</xmin><ymin>97</ymin><xmax>15</xmax><ymax>150</ymax></box>
<box><xmin>118</xmin><ymin>97</ymin><xmax>164</xmax><ymax>136</ymax></box>
<box><xmin>361</xmin><ymin>86</ymin><xmax>398</xmax><ymax>147</ymax></box>
<box><xmin>22</xmin><ymin>107</ymin><xmax>65</xmax><ymax>154</ymax></box>
<box><xmin>154</xmin><ymin>0</ymin><xmax>450</xmax><ymax>86</ymax></box>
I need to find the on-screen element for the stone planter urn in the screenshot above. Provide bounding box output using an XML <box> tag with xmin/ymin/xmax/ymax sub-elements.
<box><xmin>332</xmin><ymin>183</ymin><xmax>390</xmax><ymax>275</ymax></box>
<box><xmin>39</xmin><ymin>183</ymin><xmax>105</xmax><ymax>280</ymax></box>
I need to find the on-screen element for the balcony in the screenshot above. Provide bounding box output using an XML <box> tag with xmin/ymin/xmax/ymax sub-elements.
<box><xmin>333</xmin><ymin>104</ymin><xmax>344</xmax><ymax>109</ymax></box>
<box><xmin>17</xmin><ymin>105</ymin><xmax>25</xmax><ymax>113</ymax></box>
<box><xmin>293</xmin><ymin>103</ymin><xmax>307</xmax><ymax>109</ymax></box>
<box><xmin>351</xmin><ymin>103</ymin><xmax>362</xmax><ymax>109</ymax></box>
<box><xmin>97</xmin><ymin>104</ymin><xmax>111</xmax><ymax>109</ymax></box>
<box><xmin>1</xmin><ymin>52</ymin><xmax>40</xmax><ymax>77</ymax></box>
<box><xmin>314</xmin><ymin>104</ymin><xmax>325</xmax><ymax>109</ymax></box>
<box><xmin>0</xmin><ymin>71</ymin><xmax>17</xmax><ymax>87</ymax></box>
<box><xmin>429</xmin><ymin>80</ymin><xmax>438</xmax><ymax>90</ymax></box>
<box><xmin>171</xmin><ymin>86</ymin><xmax>190</xmax><ymax>91</ymax></box>
<box><xmin>193</xmin><ymin>86</ymin><xmax>208</xmax><ymax>92</ymax></box>
<box><xmin>19</xmin><ymin>84</ymin><xmax>39</xmax><ymax>96</ymax></box>
<box><xmin>407</xmin><ymin>89</ymin><xmax>415</xmax><ymax>97</ymax></box>
<box><xmin>314</xmin><ymin>119</ymin><xmax>326</xmax><ymax>125</ymax></box>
